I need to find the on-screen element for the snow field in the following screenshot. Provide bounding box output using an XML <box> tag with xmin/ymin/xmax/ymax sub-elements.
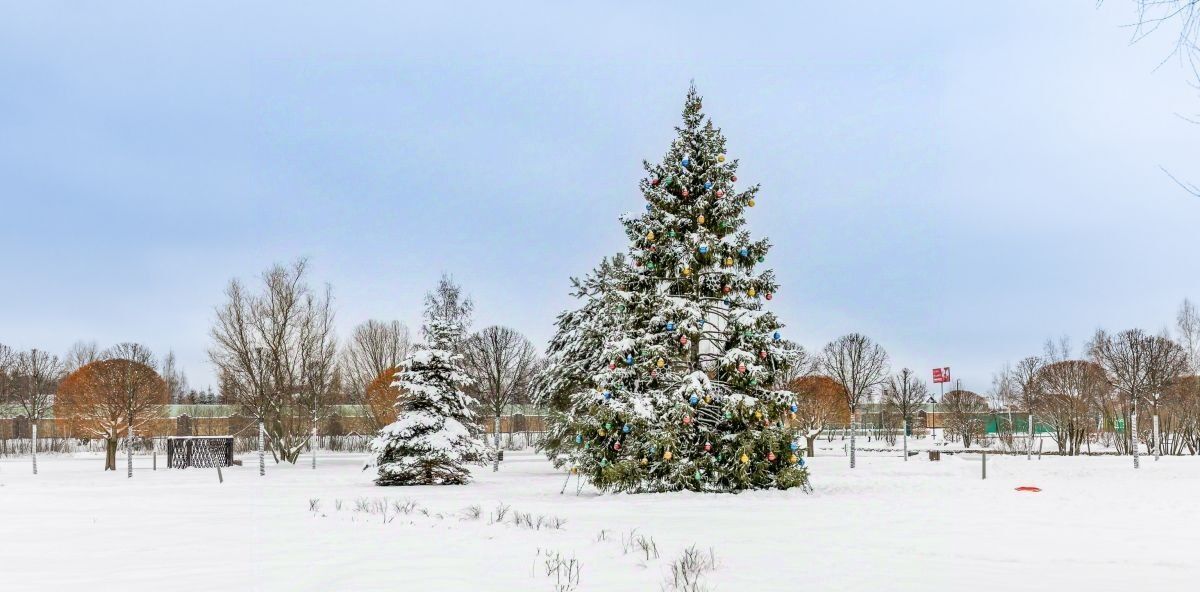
<box><xmin>1</xmin><ymin>451</ymin><xmax>1197</xmax><ymax>591</ymax></box>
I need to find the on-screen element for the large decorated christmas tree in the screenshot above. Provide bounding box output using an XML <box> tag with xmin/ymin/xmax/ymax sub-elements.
<box><xmin>539</xmin><ymin>87</ymin><xmax>808</xmax><ymax>493</ymax></box>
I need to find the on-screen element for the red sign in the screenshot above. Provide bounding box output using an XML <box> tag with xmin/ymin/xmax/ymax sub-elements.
<box><xmin>932</xmin><ymin>367</ymin><xmax>950</xmax><ymax>384</ymax></box>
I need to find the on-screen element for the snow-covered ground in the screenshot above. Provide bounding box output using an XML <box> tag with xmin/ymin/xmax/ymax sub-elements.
<box><xmin>1</xmin><ymin>449</ymin><xmax>1197</xmax><ymax>591</ymax></box>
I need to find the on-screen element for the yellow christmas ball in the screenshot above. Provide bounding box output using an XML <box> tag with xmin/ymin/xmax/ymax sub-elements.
<box><xmin>789</xmin><ymin>454</ymin><xmax>798</xmax><ymax>464</ymax></box>
<box><xmin>647</xmin><ymin>231</ymin><xmax>655</xmax><ymax>242</ymax></box>
<box><xmin>697</xmin><ymin>215</ymin><xmax>705</xmax><ymax>225</ymax></box>
<box><xmin>718</xmin><ymin>154</ymin><xmax>726</xmax><ymax>162</ymax></box>
<box><xmin>723</xmin><ymin>256</ymin><xmax>733</xmax><ymax>267</ymax></box>
<box><xmin>640</xmin><ymin>457</ymin><xmax>648</xmax><ymax>465</ymax></box>
<box><xmin>683</xmin><ymin>266</ymin><xmax>692</xmax><ymax>276</ymax></box>
<box><xmin>754</xmin><ymin>410</ymin><xmax>763</xmax><ymax>419</ymax></box>
<box><xmin>598</xmin><ymin>429</ymin><xmax>606</xmax><ymax>436</ymax></box>
<box><xmin>748</xmin><ymin>199</ymin><xmax>756</xmax><ymax>207</ymax></box>
<box><xmin>739</xmin><ymin>453</ymin><xmax>750</xmax><ymax>463</ymax></box>
<box><xmin>571</xmin><ymin>467</ymin><xmax>579</xmax><ymax>474</ymax></box>
<box><xmin>657</xmin><ymin>358</ymin><xmax>665</xmax><ymax>368</ymax></box>
<box><xmin>748</xmin><ymin>287</ymin><xmax>757</xmax><ymax>297</ymax></box>
<box><xmin>663</xmin><ymin>450</ymin><xmax>673</xmax><ymax>461</ymax></box>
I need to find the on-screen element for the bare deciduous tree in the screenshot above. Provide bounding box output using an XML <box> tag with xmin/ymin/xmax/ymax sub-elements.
<box><xmin>941</xmin><ymin>389</ymin><xmax>989</xmax><ymax>448</ymax></box>
<box><xmin>208</xmin><ymin>259</ymin><xmax>339</xmax><ymax>465</ymax></box>
<box><xmin>1178</xmin><ymin>298</ymin><xmax>1200</xmax><ymax>372</ymax></box>
<box><xmin>341</xmin><ymin>319</ymin><xmax>411</xmax><ymax>404</ymax></box>
<box><xmin>1090</xmin><ymin>328</ymin><xmax>1190</xmax><ymax>467</ymax></box>
<box><xmin>159</xmin><ymin>350</ymin><xmax>188</xmax><ymax>404</ymax></box>
<box><xmin>882</xmin><ymin>368</ymin><xmax>929</xmax><ymax>460</ymax></box>
<box><xmin>1035</xmin><ymin>340</ymin><xmax>1109</xmax><ymax>456</ymax></box>
<box><xmin>62</xmin><ymin>340</ymin><xmax>100</xmax><ymax>374</ymax></box>
<box><xmin>820</xmin><ymin>333</ymin><xmax>889</xmax><ymax>468</ymax></box>
<box><xmin>461</xmin><ymin>325</ymin><xmax>538</xmax><ymax>471</ymax></box>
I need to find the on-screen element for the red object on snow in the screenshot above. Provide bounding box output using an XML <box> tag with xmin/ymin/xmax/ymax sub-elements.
<box><xmin>1014</xmin><ymin>486</ymin><xmax>1042</xmax><ymax>492</ymax></box>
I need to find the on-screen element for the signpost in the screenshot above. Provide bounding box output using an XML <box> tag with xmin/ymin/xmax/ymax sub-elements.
<box><xmin>931</xmin><ymin>367</ymin><xmax>949</xmax><ymax>443</ymax></box>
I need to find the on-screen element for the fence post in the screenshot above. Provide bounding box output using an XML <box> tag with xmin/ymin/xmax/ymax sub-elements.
<box><xmin>31</xmin><ymin>422</ymin><xmax>38</xmax><ymax>475</ymax></box>
<box><xmin>982</xmin><ymin>451</ymin><xmax>987</xmax><ymax>480</ymax></box>
<box><xmin>311</xmin><ymin>425</ymin><xmax>317</xmax><ymax>470</ymax></box>
<box><xmin>258</xmin><ymin>419</ymin><xmax>266</xmax><ymax>477</ymax></box>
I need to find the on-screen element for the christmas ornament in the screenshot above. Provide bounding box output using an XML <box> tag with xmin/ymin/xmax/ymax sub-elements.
<box><xmin>646</xmin><ymin>231</ymin><xmax>655</xmax><ymax>242</ymax></box>
<box><xmin>789</xmin><ymin>454</ymin><xmax>798</xmax><ymax>464</ymax></box>
<box><xmin>600</xmin><ymin>459</ymin><xmax>607</xmax><ymax>467</ymax></box>
<box><xmin>697</xmin><ymin>215</ymin><xmax>706</xmax><ymax>225</ymax></box>
<box><xmin>718</xmin><ymin>154</ymin><xmax>726</xmax><ymax>162</ymax></box>
<box><xmin>625</xmin><ymin>354</ymin><xmax>634</xmax><ymax>365</ymax></box>
<box><xmin>716</xmin><ymin>190</ymin><xmax>725</xmax><ymax>198</ymax></box>
<box><xmin>754</xmin><ymin>410</ymin><xmax>762</xmax><ymax>419</ymax></box>
<box><xmin>640</xmin><ymin>457</ymin><xmax>648</xmax><ymax>465</ymax></box>
<box><xmin>635</xmin><ymin>259</ymin><xmax>642</xmax><ymax>267</ymax></box>
<box><xmin>605</xmin><ymin>422</ymin><xmax>612</xmax><ymax>430</ymax></box>
<box><xmin>704</xmin><ymin>442</ymin><xmax>712</xmax><ymax>451</ymax></box>
<box><xmin>666</xmin><ymin>321</ymin><xmax>675</xmax><ymax>331</ymax></box>
<box><xmin>603</xmin><ymin>390</ymin><xmax>612</xmax><ymax>400</ymax></box>
<box><xmin>704</xmin><ymin>181</ymin><xmax>713</xmax><ymax>190</ymax></box>
<box><xmin>723</xmin><ymin>256</ymin><xmax>733</xmax><ymax>267</ymax></box>
<box><xmin>748</xmin><ymin>287</ymin><xmax>757</xmax><ymax>297</ymax></box>
<box><xmin>738</xmin><ymin>362</ymin><xmax>747</xmax><ymax>373</ymax></box>
<box><xmin>683</xmin><ymin>416</ymin><xmax>692</xmax><ymax>425</ymax></box>
<box><xmin>682</xmin><ymin>266</ymin><xmax>692</xmax><ymax>276</ymax></box>
<box><xmin>663</xmin><ymin>450</ymin><xmax>673</xmax><ymax>461</ymax></box>
<box><xmin>739</xmin><ymin>453</ymin><xmax>749</xmax><ymax>463</ymax></box>
<box><xmin>724</xmin><ymin>297</ymin><xmax>731</xmax><ymax>305</ymax></box>
<box><xmin>614</xmin><ymin>442</ymin><xmax>621</xmax><ymax>451</ymax></box>
<box><xmin>598</xmin><ymin>429</ymin><xmax>606</xmax><ymax>436</ymax></box>
<box><xmin>790</xmin><ymin>404</ymin><xmax>798</xmax><ymax>413</ymax></box>
<box><xmin>668</xmin><ymin>230</ymin><xmax>676</xmax><ymax>238</ymax></box>
<box><xmin>623</xmin><ymin>424</ymin><xmax>631</xmax><ymax>433</ymax></box>
<box><xmin>679</xmin><ymin>335</ymin><xmax>688</xmax><ymax>346</ymax></box>
<box><xmin>723</xmin><ymin>285</ymin><xmax>732</xmax><ymax>294</ymax></box>
<box><xmin>575</xmin><ymin>434</ymin><xmax>582</xmax><ymax>444</ymax></box>
<box><xmin>765</xmin><ymin>292</ymin><xmax>773</xmax><ymax>300</ymax></box>
<box><xmin>773</xmin><ymin>331</ymin><xmax>781</xmax><ymax>341</ymax></box>
<box><xmin>609</xmin><ymin>362</ymin><xmax>617</xmax><ymax>370</ymax></box>
<box><xmin>757</xmin><ymin>255</ymin><xmax>765</xmax><ymax>263</ymax></box>
<box><xmin>646</xmin><ymin>262</ymin><xmax>655</xmax><ymax>270</ymax></box>
<box><xmin>656</xmin><ymin>358</ymin><xmax>665</xmax><ymax>368</ymax></box>
<box><xmin>689</xmin><ymin>394</ymin><xmax>699</xmax><ymax>405</ymax></box>
<box><xmin>698</xmin><ymin>244</ymin><xmax>709</xmax><ymax>254</ymax></box>
<box><xmin>759</xmin><ymin>350</ymin><xmax>767</xmax><ymax>359</ymax></box>
<box><xmin>681</xmin><ymin>188</ymin><xmax>689</xmax><ymax>197</ymax></box>
<box><xmin>768</xmin><ymin>452</ymin><xmax>776</xmax><ymax>461</ymax></box>
<box><xmin>748</xmin><ymin>199</ymin><xmax>755</xmax><ymax>207</ymax></box>
<box><xmin>645</xmin><ymin>204</ymin><xmax>652</xmax><ymax>212</ymax></box>
<box><xmin>681</xmin><ymin>156</ymin><xmax>690</xmax><ymax>167</ymax></box>
<box><xmin>799</xmin><ymin>457</ymin><xmax>806</xmax><ymax>467</ymax></box>
<box><xmin>650</xmin><ymin>177</ymin><xmax>660</xmax><ymax>186</ymax></box>
<box><xmin>739</xmin><ymin>247</ymin><xmax>749</xmax><ymax>257</ymax></box>
<box><xmin>694</xmin><ymin>470</ymin><xmax>703</xmax><ymax>480</ymax></box>
<box><xmin>790</xmin><ymin>442</ymin><xmax>799</xmax><ymax>451</ymax></box>
<box><xmin>731</xmin><ymin>175</ymin><xmax>737</xmax><ymax>182</ymax></box>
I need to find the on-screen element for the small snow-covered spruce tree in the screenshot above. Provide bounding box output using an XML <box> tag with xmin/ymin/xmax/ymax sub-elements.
<box><xmin>540</xmin><ymin>86</ymin><xmax>809</xmax><ymax>493</ymax></box>
<box><xmin>372</xmin><ymin>277</ymin><xmax>489</xmax><ymax>485</ymax></box>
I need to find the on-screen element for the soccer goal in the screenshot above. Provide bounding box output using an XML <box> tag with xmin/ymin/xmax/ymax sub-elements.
<box><xmin>166</xmin><ymin>436</ymin><xmax>234</xmax><ymax>469</ymax></box>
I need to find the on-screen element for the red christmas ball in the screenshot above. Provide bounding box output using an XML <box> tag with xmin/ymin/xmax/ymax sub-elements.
<box><xmin>704</xmin><ymin>442</ymin><xmax>712</xmax><ymax>452</ymax></box>
<box><xmin>614</xmin><ymin>442</ymin><xmax>622</xmax><ymax>451</ymax></box>
<box><xmin>731</xmin><ymin>175</ymin><xmax>738</xmax><ymax>182</ymax></box>
<box><xmin>760</xmin><ymin>350</ymin><xmax>768</xmax><ymax>359</ymax></box>
<box><xmin>683</xmin><ymin>416</ymin><xmax>692</xmax><ymax>425</ymax></box>
<box><xmin>716</xmin><ymin>190</ymin><xmax>725</xmax><ymax>198</ymax></box>
<box><xmin>765</xmin><ymin>292</ymin><xmax>773</xmax><ymax>301</ymax></box>
<box><xmin>738</xmin><ymin>362</ymin><xmax>747</xmax><ymax>373</ymax></box>
<box><xmin>609</xmin><ymin>362</ymin><xmax>617</xmax><ymax>370</ymax></box>
<box><xmin>635</xmin><ymin>259</ymin><xmax>643</xmax><ymax>267</ymax></box>
<box><xmin>768</xmin><ymin>452</ymin><xmax>776</xmax><ymax>461</ymax></box>
<box><xmin>650</xmin><ymin>178</ymin><xmax>660</xmax><ymax>186</ymax></box>
<box><xmin>681</xmin><ymin>188</ymin><xmax>690</xmax><ymax>197</ymax></box>
<box><xmin>723</xmin><ymin>285</ymin><xmax>732</xmax><ymax>294</ymax></box>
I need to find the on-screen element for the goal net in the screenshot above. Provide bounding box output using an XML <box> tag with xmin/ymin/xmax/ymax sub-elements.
<box><xmin>167</xmin><ymin>436</ymin><xmax>234</xmax><ymax>468</ymax></box>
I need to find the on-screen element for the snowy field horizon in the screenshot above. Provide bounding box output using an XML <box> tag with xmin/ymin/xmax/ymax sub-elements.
<box><xmin>3</xmin><ymin>448</ymin><xmax>1198</xmax><ymax>592</ymax></box>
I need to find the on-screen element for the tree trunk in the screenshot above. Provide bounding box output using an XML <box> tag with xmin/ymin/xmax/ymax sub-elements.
<box><xmin>1027</xmin><ymin>413</ymin><xmax>1033</xmax><ymax>461</ymax></box>
<box><xmin>105</xmin><ymin>438</ymin><xmax>118</xmax><ymax>471</ymax></box>
<box><xmin>493</xmin><ymin>415</ymin><xmax>501</xmax><ymax>472</ymax></box>
<box><xmin>127</xmin><ymin>426</ymin><xmax>134</xmax><ymax>478</ymax></box>
<box><xmin>1153</xmin><ymin>413</ymin><xmax>1160</xmax><ymax>462</ymax></box>
<box><xmin>849</xmin><ymin>407</ymin><xmax>857</xmax><ymax>469</ymax></box>
<box><xmin>902</xmin><ymin>418</ymin><xmax>908</xmax><ymax>462</ymax></box>
<box><xmin>31</xmin><ymin>422</ymin><xmax>38</xmax><ymax>475</ymax></box>
<box><xmin>806</xmin><ymin>435</ymin><xmax>816</xmax><ymax>458</ymax></box>
<box><xmin>311</xmin><ymin>425</ymin><xmax>318</xmax><ymax>469</ymax></box>
<box><xmin>1131</xmin><ymin>402</ymin><xmax>1140</xmax><ymax>469</ymax></box>
<box><xmin>258</xmin><ymin>419</ymin><xmax>266</xmax><ymax>477</ymax></box>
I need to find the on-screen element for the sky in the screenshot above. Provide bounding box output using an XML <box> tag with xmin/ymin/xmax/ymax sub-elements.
<box><xmin>1</xmin><ymin>1</ymin><xmax>1197</xmax><ymax>394</ymax></box>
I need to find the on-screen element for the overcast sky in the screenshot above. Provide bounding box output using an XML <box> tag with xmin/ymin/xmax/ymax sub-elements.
<box><xmin>1</xmin><ymin>1</ymin><xmax>1197</xmax><ymax>393</ymax></box>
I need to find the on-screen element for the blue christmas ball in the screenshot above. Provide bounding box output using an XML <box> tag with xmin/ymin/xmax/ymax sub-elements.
<box><xmin>798</xmin><ymin>457</ymin><xmax>806</xmax><ymax>467</ymax></box>
<box><xmin>739</xmin><ymin>247</ymin><xmax>749</xmax><ymax>257</ymax></box>
<box><xmin>790</xmin><ymin>442</ymin><xmax>799</xmax><ymax>451</ymax></box>
<box><xmin>689</xmin><ymin>394</ymin><xmax>699</xmax><ymax>405</ymax></box>
<box><xmin>790</xmin><ymin>403</ymin><xmax>798</xmax><ymax>413</ymax></box>
<box><xmin>645</xmin><ymin>204</ymin><xmax>652</xmax><ymax>212</ymax></box>
<box><xmin>666</xmin><ymin>321</ymin><xmax>675</xmax><ymax>331</ymax></box>
<box><xmin>575</xmin><ymin>434</ymin><xmax>582</xmax><ymax>444</ymax></box>
<box><xmin>723</xmin><ymin>297</ymin><xmax>731</xmax><ymax>305</ymax></box>
<box><xmin>704</xmin><ymin>181</ymin><xmax>713</xmax><ymax>190</ymax></box>
<box><xmin>603</xmin><ymin>391</ymin><xmax>612</xmax><ymax>400</ymax></box>
<box><xmin>622</xmin><ymin>424</ymin><xmax>631</xmax><ymax>433</ymax></box>
<box><xmin>698</xmin><ymin>245</ymin><xmax>709</xmax><ymax>254</ymax></box>
<box><xmin>625</xmin><ymin>354</ymin><xmax>634</xmax><ymax>365</ymax></box>
<box><xmin>682</xmin><ymin>156</ymin><xmax>690</xmax><ymax>167</ymax></box>
<box><xmin>773</xmin><ymin>331</ymin><xmax>782</xmax><ymax>341</ymax></box>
